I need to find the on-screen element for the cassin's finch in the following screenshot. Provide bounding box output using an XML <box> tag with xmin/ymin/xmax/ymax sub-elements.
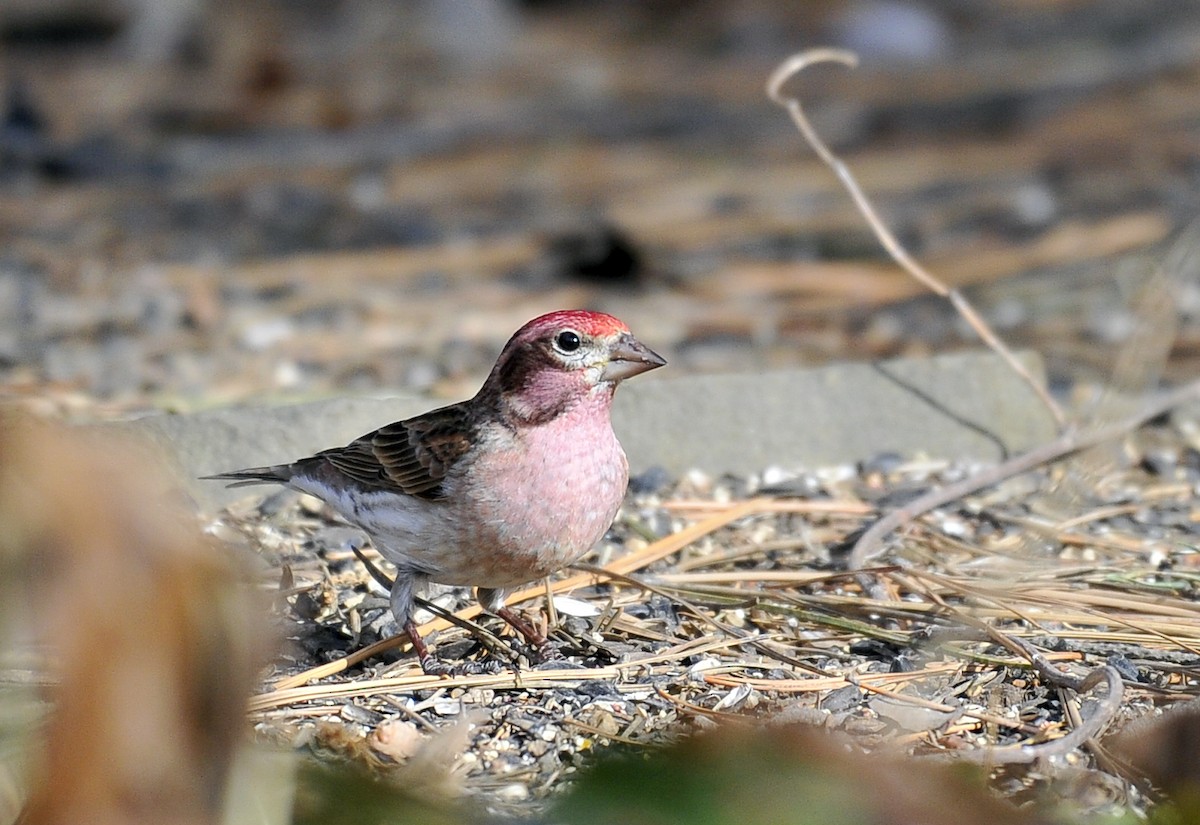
<box><xmin>206</xmin><ymin>310</ymin><xmax>665</xmax><ymax>674</ymax></box>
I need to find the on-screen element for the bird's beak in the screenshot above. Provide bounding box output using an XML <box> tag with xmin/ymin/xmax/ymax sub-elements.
<box><xmin>601</xmin><ymin>333</ymin><xmax>667</xmax><ymax>382</ymax></box>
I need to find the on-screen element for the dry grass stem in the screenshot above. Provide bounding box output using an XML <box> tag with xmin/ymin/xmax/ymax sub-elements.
<box><xmin>768</xmin><ymin>49</ymin><xmax>1066</xmax><ymax>426</ymax></box>
<box><xmin>849</xmin><ymin>376</ymin><xmax>1200</xmax><ymax>566</ymax></box>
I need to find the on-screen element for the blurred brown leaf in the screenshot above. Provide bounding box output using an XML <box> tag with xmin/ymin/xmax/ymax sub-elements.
<box><xmin>0</xmin><ymin>413</ymin><xmax>267</xmax><ymax>825</ymax></box>
<box><xmin>1113</xmin><ymin>697</ymin><xmax>1200</xmax><ymax>806</ymax></box>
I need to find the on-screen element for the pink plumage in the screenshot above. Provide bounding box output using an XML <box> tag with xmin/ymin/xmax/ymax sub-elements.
<box><xmin>205</xmin><ymin>310</ymin><xmax>665</xmax><ymax>674</ymax></box>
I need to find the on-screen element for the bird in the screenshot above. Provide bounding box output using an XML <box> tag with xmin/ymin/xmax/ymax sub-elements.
<box><xmin>205</xmin><ymin>310</ymin><xmax>665</xmax><ymax>674</ymax></box>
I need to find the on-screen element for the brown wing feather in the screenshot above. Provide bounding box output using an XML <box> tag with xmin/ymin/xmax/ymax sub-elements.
<box><xmin>316</xmin><ymin>402</ymin><xmax>475</xmax><ymax>500</ymax></box>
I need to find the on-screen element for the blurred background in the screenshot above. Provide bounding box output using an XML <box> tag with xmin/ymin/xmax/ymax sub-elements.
<box><xmin>2</xmin><ymin>0</ymin><xmax>1198</xmax><ymax>411</ymax></box>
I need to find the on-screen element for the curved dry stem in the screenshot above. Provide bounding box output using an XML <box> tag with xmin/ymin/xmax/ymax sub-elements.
<box><xmin>848</xmin><ymin>376</ymin><xmax>1200</xmax><ymax>567</ymax></box>
<box><xmin>935</xmin><ymin>664</ymin><xmax>1122</xmax><ymax>766</ymax></box>
<box><xmin>768</xmin><ymin>49</ymin><xmax>1065</xmax><ymax>426</ymax></box>
<box><xmin>962</xmin><ymin>633</ymin><xmax>1124</xmax><ymax>764</ymax></box>
<box><xmin>917</xmin><ymin>627</ymin><xmax>1124</xmax><ymax>765</ymax></box>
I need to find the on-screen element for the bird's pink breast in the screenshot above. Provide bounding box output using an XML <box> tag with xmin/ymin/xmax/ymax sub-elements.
<box><xmin>437</xmin><ymin>391</ymin><xmax>628</xmax><ymax>587</ymax></box>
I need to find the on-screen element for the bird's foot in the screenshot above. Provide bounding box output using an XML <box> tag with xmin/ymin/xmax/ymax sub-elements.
<box><xmin>418</xmin><ymin>655</ymin><xmax>504</xmax><ymax>677</ymax></box>
<box><xmin>406</xmin><ymin>618</ymin><xmax>504</xmax><ymax>677</ymax></box>
<box><xmin>506</xmin><ymin>637</ymin><xmax>574</xmax><ymax>669</ymax></box>
<box><xmin>533</xmin><ymin>639</ymin><xmax>566</xmax><ymax>662</ymax></box>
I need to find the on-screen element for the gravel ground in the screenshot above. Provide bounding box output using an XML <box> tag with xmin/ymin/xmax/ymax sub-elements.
<box><xmin>209</xmin><ymin>419</ymin><xmax>1200</xmax><ymax>820</ymax></box>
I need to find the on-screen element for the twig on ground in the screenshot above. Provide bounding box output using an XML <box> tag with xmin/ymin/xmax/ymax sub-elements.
<box><xmin>767</xmin><ymin>48</ymin><xmax>1066</xmax><ymax>426</ymax></box>
<box><xmin>848</xmin><ymin>377</ymin><xmax>1200</xmax><ymax>567</ymax></box>
<box><xmin>771</xmin><ymin>53</ymin><xmax>1200</xmax><ymax>574</ymax></box>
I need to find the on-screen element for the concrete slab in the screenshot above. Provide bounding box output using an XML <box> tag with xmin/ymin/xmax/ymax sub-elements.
<box><xmin>94</xmin><ymin>349</ymin><xmax>1057</xmax><ymax>511</ymax></box>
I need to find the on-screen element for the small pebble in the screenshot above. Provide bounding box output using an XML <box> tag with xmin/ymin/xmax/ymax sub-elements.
<box><xmin>432</xmin><ymin>698</ymin><xmax>462</xmax><ymax>716</ymax></box>
<box><xmin>629</xmin><ymin>465</ymin><xmax>672</xmax><ymax>494</ymax></box>
<box><xmin>821</xmin><ymin>685</ymin><xmax>863</xmax><ymax>713</ymax></box>
<box><xmin>495</xmin><ymin>783</ymin><xmax>528</xmax><ymax>802</ymax></box>
<box><xmin>239</xmin><ymin>316</ymin><xmax>295</xmax><ymax>350</ymax></box>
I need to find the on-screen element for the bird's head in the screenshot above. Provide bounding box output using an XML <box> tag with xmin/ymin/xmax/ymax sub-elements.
<box><xmin>484</xmin><ymin>310</ymin><xmax>666</xmax><ymax>425</ymax></box>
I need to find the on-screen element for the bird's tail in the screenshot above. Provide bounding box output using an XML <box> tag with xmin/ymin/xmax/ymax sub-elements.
<box><xmin>200</xmin><ymin>464</ymin><xmax>293</xmax><ymax>489</ymax></box>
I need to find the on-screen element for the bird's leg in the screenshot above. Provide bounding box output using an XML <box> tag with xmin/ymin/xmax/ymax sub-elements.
<box><xmin>384</xmin><ymin>571</ymin><xmax>500</xmax><ymax>676</ymax></box>
<box><xmin>401</xmin><ymin>618</ymin><xmax>495</xmax><ymax>676</ymax></box>
<box><xmin>496</xmin><ymin>607</ymin><xmax>554</xmax><ymax>653</ymax></box>
<box><xmin>402</xmin><ymin>618</ymin><xmax>447</xmax><ymax>674</ymax></box>
<box><xmin>478</xmin><ymin>587</ymin><xmax>562</xmax><ymax>662</ymax></box>
<box><xmin>351</xmin><ymin>543</ymin><xmax>460</xmax><ymax>672</ymax></box>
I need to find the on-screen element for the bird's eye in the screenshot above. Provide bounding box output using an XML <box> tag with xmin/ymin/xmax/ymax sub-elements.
<box><xmin>554</xmin><ymin>330</ymin><xmax>582</xmax><ymax>353</ymax></box>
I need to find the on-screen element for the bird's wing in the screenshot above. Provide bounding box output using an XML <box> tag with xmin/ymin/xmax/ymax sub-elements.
<box><xmin>317</xmin><ymin>403</ymin><xmax>475</xmax><ymax>500</ymax></box>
